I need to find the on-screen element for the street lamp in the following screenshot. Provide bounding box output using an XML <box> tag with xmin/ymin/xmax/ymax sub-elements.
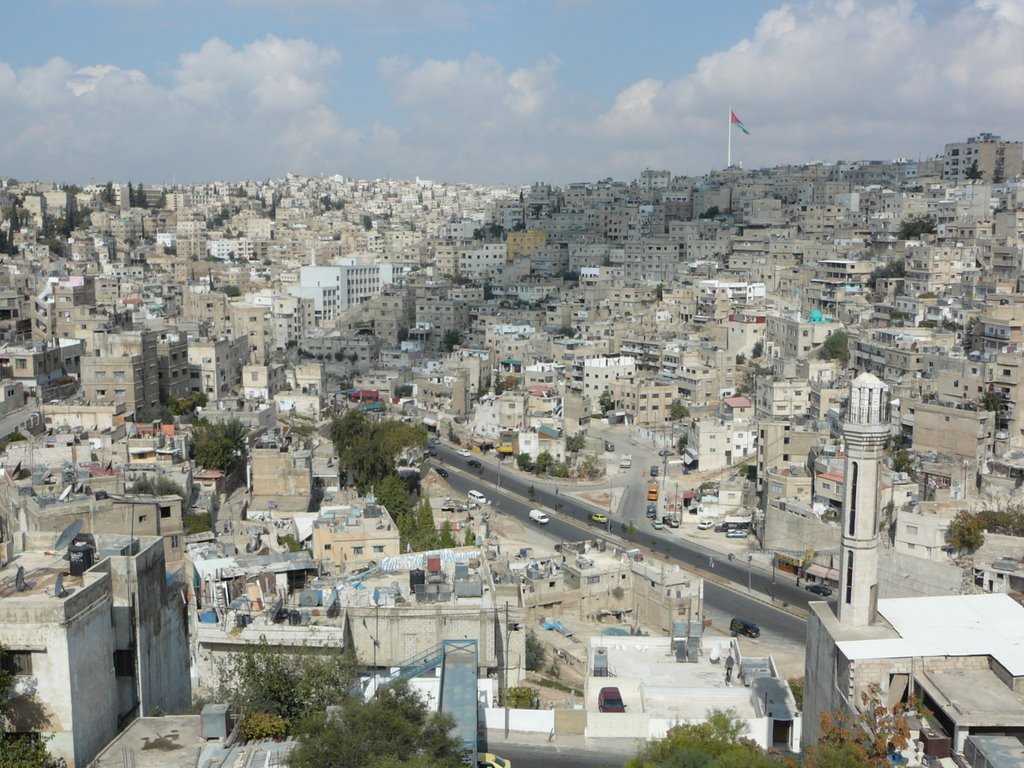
<box><xmin>747</xmin><ymin>555</ymin><xmax>753</xmax><ymax>593</ymax></box>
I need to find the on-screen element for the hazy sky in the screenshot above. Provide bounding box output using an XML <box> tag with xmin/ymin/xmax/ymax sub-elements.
<box><xmin>2</xmin><ymin>0</ymin><xmax>1022</xmax><ymax>186</ymax></box>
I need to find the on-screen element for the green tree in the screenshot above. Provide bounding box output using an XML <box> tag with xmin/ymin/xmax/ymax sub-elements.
<box><xmin>627</xmin><ymin>709</ymin><xmax>787</xmax><ymax>768</ymax></box>
<box><xmin>516</xmin><ymin>452</ymin><xmax>533</xmax><ymax>471</ymax></box>
<box><xmin>525</xmin><ymin>634</ymin><xmax>545</xmax><ymax>672</ymax></box>
<box><xmin>566</xmin><ymin>433</ymin><xmax>585</xmax><ymax>452</ymax></box>
<box><xmin>191</xmin><ymin>418</ymin><xmax>248</xmax><ymax>473</ymax></box>
<box><xmin>965</xmin><ymin>160</ymin><xmax>983</xmax><ymax>181</ymax></box>
<box><xmin>598</xmin><ymin>390</ymin><xmax>614</xmax><ymax>414</ymax></box>
<box><xmin>214</xmin><ymin>638</ymin><xmax>355</xmax><ymax>727</ymax></box>
<box><xmin>820</xmin><ymin>329</ymin><xmax>850</xmax><ymax>365</ymax></box>
<box><xmin>578</xmin><ymin>454</ymin><xmax>601</xmax><ymax>479</ymax></box>
<box><xmin>751</xmin><ymin>340</ymin><xmax>764</xmax><ymax>358</ymax></box>
<box><xmin>0</xmin><ymin>645</ymin><xmax>55</xmax><ymax>768</ymax></box>
<box><xmin>698</xmin><ymin>205</ymin><xmax>721</xmax><ymax>219</ymax></box>
<box><xmin>948</xmin><ymin>510</ymin><xmax>985</xmax><ymax>552</ymax></box>
<box><xmin>463</xmin><ymin>527</ymin><xmax>475</xmax><ymax>546</ymax></box>
<box><xmin>891</xmin><ymin>449</ymin><xmax>913</xmax><ymax>475</ymax></box>
<box><xmin>536</xmin><ymin>450</ymin><xmax>554</xmax><ymax>475</ymax></box>
<box><xmin>438</xmin><ymin>521</ymin><xmax>456</xmax><ymax>549</ymax></box>
<box><xmin>981</xmin><ymin>390</ymin><xmax>1005</xmax><ymax>413</ymax></box>
<box><xmin>288</xmin><ymin>682</ymin><xmax>464</xmax><ymax>768</ymax></box>
<box><xmin>441</xmin><ymin>329</ymin><xmax>462</xmax><ymax>353</ymax></box>
<box><xmin>128</xmin><ymin>476</ymin><xmax>185</xmax><ymax>498</ymax></box>
<box><xmin>898</xmin><ymin>215</ymin><xmax>937</xmax><ymax>240</ymax></box>
<box><xmin>669</xmin><ymin>399</ymin><xmax>689</xmax><ymax>421</ymax></box>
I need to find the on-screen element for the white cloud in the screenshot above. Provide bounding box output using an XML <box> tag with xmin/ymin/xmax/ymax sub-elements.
<box><xmin>586</xmin><ymin>0</ymin><xmax>1024</xmax><ymax>175</ymax></box>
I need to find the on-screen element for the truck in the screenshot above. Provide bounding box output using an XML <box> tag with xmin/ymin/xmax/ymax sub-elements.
<box><xmin>528</xmin><ymin>509</ymin><xmax>550</xmax><ymax>525</ymax></box>
<box><xmin>619</xmin><ymin>454</ymin><xmax>632</xmax><ymax>469</ymax></box>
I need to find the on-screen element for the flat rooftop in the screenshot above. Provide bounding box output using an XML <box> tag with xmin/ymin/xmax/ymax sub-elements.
<box><xmin>586</xmin><ymin>637</ymin><xmax>770</xmax><ymax>720</ymax></box>
<box><xmin>91</xmin><ymin>716</ymin><xmax>203</xmax><ymax>768</ymax></box>
<box><xmin>834</xmin><ymin>594</ymin><xmax>1024</xmax><ymax>676</ymax></box>
<box><xmin>0</xmin><ymin>549</ymin><xmax>83</xmax><ymax>601</ymax></box>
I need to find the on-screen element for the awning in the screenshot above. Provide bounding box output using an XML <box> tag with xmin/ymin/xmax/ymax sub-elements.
<box><xmin>805</xmin><ymin>564</ymin><xmax>839</xmax><ymax>582</ymax></box>
<box><xmin>497</xmin><ymin>445</ymin><xmax>515</xmax><ymax>454</ymax></box>
<box><xmin>683</xmin><ymin>448</ymin><xmax>698</xmax><ymax>464</ymax></box>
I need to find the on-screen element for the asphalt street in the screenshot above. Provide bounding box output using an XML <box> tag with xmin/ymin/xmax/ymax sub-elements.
<box><xmin>432</xmin><ymin>444</ymin><xmax>809</xmax><ymax>645</ymax></box>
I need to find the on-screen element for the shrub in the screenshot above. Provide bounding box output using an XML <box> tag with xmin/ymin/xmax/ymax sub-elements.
<box><xmin>240</xmin><ymin>712</ymin><xmax>289</xmax><ymax>741</ymax></box>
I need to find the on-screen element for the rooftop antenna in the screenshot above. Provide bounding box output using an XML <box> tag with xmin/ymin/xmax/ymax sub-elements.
<box><xmin>54</xmin><ymin>519</ymin><xmax>83</xmax><ymax>552</ymax></box>
<box><xmin>15</xmin><ymin>565</ymin><xmax>28</xmax><ymax>592</ymax></box>
<box><xmin>53</xmin><ymin>572</ymin><xmax>68</xmax><ymax>598</ymax></box>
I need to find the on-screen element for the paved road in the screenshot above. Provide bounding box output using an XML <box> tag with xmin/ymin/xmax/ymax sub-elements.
<box><xmin>433</xmin><ymin>445</ymin><xmax>810</xmax><ymax>645</ymax></box>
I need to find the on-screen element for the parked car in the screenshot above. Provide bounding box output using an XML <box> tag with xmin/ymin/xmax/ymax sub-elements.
<box><xmin>697</xmin><ymin>519</ymin><xmax>714</xmax><ymax>530</ymax></box>
<box><xmin>435</xmin><ymin>467</ymin><xmax>449</xmax><ymax>478</ymax></box>
<box><xmin>467</xmin><ymin>459</ymin><xmax>482</xmax><ymax>469</ymax></box>
<box><xmin>651</xmin><ymin>519</ymin><xmax>664</xmax><ymax>530</ymax></box>
<box><xmin>597</xmin><ymin>686</ymin><xmax>626</xmax><ymax>713</ymax></box>
<box><xmin>589</xmin><ymin>513</ymin><xmax>608</xmax><ymax>524</ymax></box>
<box><xmin>805</xmin><ymin>583</ymin><xmax>833</xmax><ymax>596</ymax></box>
<box><xmin>726</xmin><ymin>528</ymin><xmax>749</xmax><ymax>539</ymax></box>
<box><xmin>658</xmin><ymin>448</ymin><xmax>672</xmax><ymax>457</ymax></box>
<box><xmin>714</xmin><ymin>523</ymin><xmax>729</xmax><ymax>532</ymax></box>
<box><xmin>457</xmin><ymin>448</ymin><xmax>471</xmax><ymax>457</ymax></box>
<box><xmin>646</xmin><ymin>504</ymin><xmax>657</xmax><ymax>519</ymax></box>
<box><xmin>427</xmin><ymin>449</ymin><xmax>437</xmax><ymax>457</ymax></box>
<box><xmin>604</xmin><ymin>441</ymin><xmax>615</xmax><ymax>452</ymax></box>
<box><xmin>729</xmin><ymin>617</ymin><xmax>761</xmax><ymax>638</ymax></box>
<box><xmin>649</xmin><ymin>464</ymin><xmax>659</xmax><ymax>477</ymax></box>
<box><xmin>662</xmin><ymin>515</ymin><xmax>680</xmax><ymax>528</ymax></box>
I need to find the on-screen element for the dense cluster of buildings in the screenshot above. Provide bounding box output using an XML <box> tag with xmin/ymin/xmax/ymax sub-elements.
<box><xmin>2</xmin><ymin>130</ymin><xmax>1024</xmax><ymax>767</ymax></box>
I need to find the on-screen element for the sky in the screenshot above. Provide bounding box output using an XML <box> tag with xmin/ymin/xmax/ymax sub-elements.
<box><xmin>1</xmin><ymin>0</ymin><xmax>1022</xmax><ymax>186</ymax></box>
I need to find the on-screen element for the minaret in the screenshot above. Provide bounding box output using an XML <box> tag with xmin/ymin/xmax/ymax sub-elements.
<box><xmin>838</xmin><ymin>372</ymin><xmax>890</xmax><ymax>626</ymax></box>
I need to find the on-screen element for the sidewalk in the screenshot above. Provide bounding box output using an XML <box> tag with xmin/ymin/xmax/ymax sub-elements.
<box><xmin>486</xmin><ymin>728</ymin><xmax>643</xmax><ymax>756</ymax></box>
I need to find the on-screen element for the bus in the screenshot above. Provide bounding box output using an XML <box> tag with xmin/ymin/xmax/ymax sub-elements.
<box><xmin>647</xmin><ymin>483</ymin><xmax>659</xmax><ymax>502</ymax></box>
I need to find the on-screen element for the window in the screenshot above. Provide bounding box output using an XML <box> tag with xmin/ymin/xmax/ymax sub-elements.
<box><xmin>372</xmin><ymin>545</ymin><xmax>385</xmax><ymax>553</ymax></box>
<box><xmin>587</xmin><ymin>575</ymin><xmax>601</xmax><ymax>585</ymax></box>
<box><xmin>845</xmin><ymin>551</ymin><xmax>854</xmax><ymax>604</ymax></box>
<box><xmin>171</xmin><ymin>535</ymin><xmax>179</xmax><ymax>549</ymax></box>
<box><xmin>160</xmin><ymin>506</ymin><xmax>172</xmax><ymax>519</ymax></box>
<box><xmin>848</xmin><ymin>462</ymin><xmax>859</xmax><ymax>536</ymax></box>
<box><xmin>15</xmin><ymin>358</ymin><xmax>26</xmax><ymax>370</ymax></box>
<box><xmin>352</xmin><ymin>546</ymin><xmax>364</xmax><ymax>555</ymax></box>
<box><xmin>138</xmin><ymin>515</ymin><xmax>147</xmax><ymax>524</ymax></box>
<box><xmin>114</xmin><ymin>650</ymin><xmax>134</xmax><ymax>677</ymax></box>
<box><xmin>906</xmin><ymin>525</ymin><xmax>918</xmax><ymax>535</ymax></box>
<box><xmin>1</xmin><ymin>651</ymin><xmax>33</xmax><ymax>675</ymax></box>
<box><xmin>323</xmin><ymin>543</ymin><xmax>332</xmax><ymax>550</ymax></box>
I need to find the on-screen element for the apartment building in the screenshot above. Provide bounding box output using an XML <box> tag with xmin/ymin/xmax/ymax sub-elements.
<box><xmin>311</xmin><ymin>501</ymin><xmax>401</xmax><ymax>571</ymax></box>
<box><xmin>943</xmin><ymin>133</ymin><xmax>1024</xmax><ymax>183</ymax></box>
<box><xmin>187</xmin><ymin>335</ymin><xmax>248</xmax><ymax>399</ymax></box>
<box><xmin>80</xmin><ymin>330</ymin><xmax>161</xmax><ymax>417</ymax></box>
<box><xmin>581</xmin><ymin>355</ymin><xmax>636</xmax><ymax>404</ymax></box>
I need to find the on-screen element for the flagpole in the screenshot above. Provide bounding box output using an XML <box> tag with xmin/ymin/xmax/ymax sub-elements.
<box><xmin>727</xmin><ymin>106</ymin><xmax>732</xmax><ymax>168</ymax></box>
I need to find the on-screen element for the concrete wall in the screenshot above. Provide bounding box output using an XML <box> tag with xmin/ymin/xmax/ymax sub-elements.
<box><xmin>0</xmin><ymin>572</ymin><xmax>119</xmax><ymax>768</ymax></box>
<box><xmin>877</xmin><ymin>549</ymin><xmax>963</xmax><ymax>599</ymax></box>
<box><xmin>763</xmin><ymin>506</ymin><xmax>841</xmax><ymax>554</ymax></box>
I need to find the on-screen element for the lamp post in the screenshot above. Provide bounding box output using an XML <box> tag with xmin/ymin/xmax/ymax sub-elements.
<box><xmin>747</xmin><ymin>555</ymin><xmax>753</xmax><ymax>593</ymax></box>
<box><xmin>606</xmin><ymin>471</ymin><xmax>613</xmax><ymax>532</ymax></box>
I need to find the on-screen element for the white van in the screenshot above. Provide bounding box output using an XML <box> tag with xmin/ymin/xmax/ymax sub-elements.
<box><xmin>528</xmin><ymin>509</ymin><xmax>549</xmax><ymax>525</ymax></box>
<box><xmin>468</xmin><ymin>490</ymin><xmax>488</xmax><ymax>505</ymax></box>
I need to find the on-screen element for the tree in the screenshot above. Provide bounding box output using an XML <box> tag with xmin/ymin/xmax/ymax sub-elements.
<box><xmin>820</xmin><ymin>329</ymin><xmax>850</xmax><ymax>365</ymax></box>
<box><xmin>578</xmin><ymin>454</ymin><xmax>601</xmax><ymax>479</ymax></box>
<box><xmin>441</xmin><ymin>329</ymin><xmax>462</xmax><ymax>353</ymax></box>
<box><xmin>516</xmin><ymin>452</ymin><xmax>533</xmax><ymax>471</ymax></box>
<box><xmin>948</xmin><ymin>510</ymin><xmax>985</xmax><ymax>552</ymax></box>
<box><xmin>462</xmin><ymin>527</ymin><xmax>475</xmax><ymax>546</ymax></box>
<box><xmin>128</xmin><ymin>476</ymin><xmax>184</xmax><ymax>498</ymax></box>
<box><xmin>627</xmin><ymin>709</ymin><xmax>788</xmax><ymax>768</ymax></box>
<box><xmin>1</xmin><ymin>645</ymin><xmax>55</xmax><ymax>768</ymax></box>
<box><xmin>438</xmin><ymin>521</ymin><xmax>456</xmax><ymax>549</ymax></box>
<box><xmin>525</xmin><ymin>634</ymin><xmax>545</xmax><ymax>672</ymax></box>
<box><xmin>805</xmin><ymin>684</ymin><xmax>910</xmax><ymax>768</ymax></box>
<box><xmin>891</xmin><ymin>449</ymin><xmax>913</xmax><ymax>475</ymax></box>
<box><xmin>288</xmin><ymin>682</ymin><xmax>464</xmax><ymax>768</ymax></box>
<box><xmin>536</xmin><ymin>450</ymin><xmax>554</xmax><ymax>475</ymax></box>
<box><xmin>965</xmin><ymin>160</ymin><xmax>983</xmax><ymax>181</ymax></box>
<box><xmin>598</xmin><ymin>390</ymin><xmax>614</xmax><ymax>414</ymax></box>
<box><xmin>898</xmin><ymin>215</ymin><xmax>936</xmax><ymax>240</ymax></box>
<box><xmin>698</xmin><ymin>205</ymin><xmax>721</xmax><ymax>219</ymax></box>
<box><xmin>566</xmin><ymin>433</ymin><xmax>585</xmax><ymax>452</ymax></box>
<box><xmin>191</xmin><ymin>418</ymin><xmax>248</xmax><ymax>473</ymax></box>
<box><xmin>981</xmin><ymin>390</ymin><xmax>1005</xmax><ymax>413</ymax></box>
<box><xmin>676</xmin><ymin>434</ymin><xmax>688</xmax><ymax>454</ymax></box>
<box><xmin>213</xmin><ymin>638</ymin><xmax>355</xmax><ymax>727</ymax></box>
<box><xmin>669</xmin><ymin>399</ymin><xmax>689</xmax><ymax>421</ymax></box>
<box><xmin>751</xmin><ymin>340</ymin><xmax>764</xmax><ymax>359</ymax></box>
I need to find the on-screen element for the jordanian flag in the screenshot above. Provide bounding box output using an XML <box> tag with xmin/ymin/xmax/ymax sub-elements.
<box><xmin>730</xmin><ymin>109</ymin><xmax>750</xmax><ymax>135</ymax></box>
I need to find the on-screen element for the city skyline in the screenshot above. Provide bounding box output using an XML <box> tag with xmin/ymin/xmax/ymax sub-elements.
<box><xmin>2</xmin><ymin>0</ymin><xmax>1022</xmax><ymax>185</ymax></box>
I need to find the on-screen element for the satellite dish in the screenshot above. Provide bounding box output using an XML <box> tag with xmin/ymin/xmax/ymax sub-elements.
<box><xmin>54</xmin><ymin>573</ymin><xmax>68</xmax><ymax>598</ymax></box>
<box><xmin>54</xmin><ymin>519</ymin><xmax>83</xmax><ymax>551</ymax></box>
<box><xmin>15</xmin><ymin>565</ymin><xmax>28</xmax><ymax>592</ymax></box>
